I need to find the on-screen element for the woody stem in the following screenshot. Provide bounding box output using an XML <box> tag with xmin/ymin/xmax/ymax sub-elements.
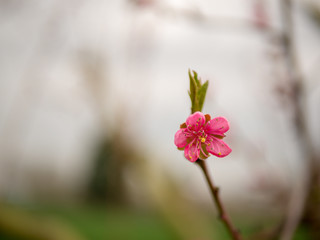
<box><xmin>196</xmin><ymin>159</ymin><xmax>242</xmax><ymax>240</ymax></box>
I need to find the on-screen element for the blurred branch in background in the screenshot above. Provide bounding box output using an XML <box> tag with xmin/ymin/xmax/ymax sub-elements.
<box><xmin>277</xmin><ymin>0</ymin><xmax>308</xmax><ymax>239</ymax></box>
<box><xmin>277</xmin><ymin>0</ymin><xmax>320</xmax><ymax>240</ymax></box>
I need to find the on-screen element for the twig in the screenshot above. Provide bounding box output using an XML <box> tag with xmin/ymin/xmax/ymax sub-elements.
<box><xmin>196</xmin><ymin>159</ymin><xmax>242</xmax><ymax>240</ymax></box>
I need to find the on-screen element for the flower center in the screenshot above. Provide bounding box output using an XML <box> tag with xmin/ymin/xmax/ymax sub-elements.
<box><xmin>201</xmin><ymin>137</ymin><xmax>206</xmax><ymax>143</ymax></box>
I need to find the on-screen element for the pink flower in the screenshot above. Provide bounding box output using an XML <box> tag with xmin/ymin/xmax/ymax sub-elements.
<box><xmin>174</xmin><ymin>112</ymin><xmax>232</xmax><ymax>162</ymax></box>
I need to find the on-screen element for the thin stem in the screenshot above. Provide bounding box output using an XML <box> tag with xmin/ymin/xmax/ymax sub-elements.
<box><xmin>196</xmin><ymin>159</ymin><xmax>242</xmax><ymax>240</ymax></box>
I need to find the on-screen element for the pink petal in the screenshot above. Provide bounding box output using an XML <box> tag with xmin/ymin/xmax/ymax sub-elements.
<box><xmin>205</xmin><ymin>117</ymin><xmax>230</xmax><ymax>135</ymax></box>
<box><xmin>184</xmin><ymin>143</ymin><xmax>200</xmax><ymax>162</ymax></box>
<box><xmin>186</xmin><ymin>112</ymin><xmax>205</xmax><ymax>131</ymax></box>
<box><xmin>174</xmin><ymin>129</ymin><xmax>188</xmax><ymax>148</ymax></box>
<box><xmin>206</xmin><ymin>138</ymin><xmax>232</xmax><ymax>158</ymax></box>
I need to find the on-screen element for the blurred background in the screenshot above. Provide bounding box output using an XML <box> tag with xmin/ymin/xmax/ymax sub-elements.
<box><xmin>0</xmin><ymin>0</ymin><xmax>320</xmax><ymax>239</ymax></box>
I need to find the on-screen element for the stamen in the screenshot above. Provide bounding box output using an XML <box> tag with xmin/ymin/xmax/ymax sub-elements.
<box><xmin>195</xmin><ymin>140</ymin><xmax>200</xmax><ymax>150</ymax></box>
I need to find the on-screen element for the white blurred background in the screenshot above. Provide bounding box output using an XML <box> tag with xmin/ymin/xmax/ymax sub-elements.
<box><xmin>0</xmin><ymin>0</ymin><xmax>320</xmax><ymax>237</ymax></box>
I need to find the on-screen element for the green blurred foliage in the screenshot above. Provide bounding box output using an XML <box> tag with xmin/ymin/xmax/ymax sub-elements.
<box><xmin>0</xmin><ymin>202</ymin><xmax>313</xmax><ymax>240</ymax></box>
<box><xmin>0</xmin><ymin>203</ymin><xmax>179</xmax><ymax>240</ymax></box>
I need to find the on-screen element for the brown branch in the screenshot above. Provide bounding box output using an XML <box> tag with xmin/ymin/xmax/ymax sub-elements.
<box><xmin>196</xmin><ymin>159</ymin><xmax>242</xmax><ymax>240</ymax></box>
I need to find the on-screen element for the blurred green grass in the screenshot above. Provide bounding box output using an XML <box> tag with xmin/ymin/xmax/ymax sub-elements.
<box><xmin>0</xmin><ymin>203</ymin><xmax>179</xmax><ymax>240</ymax></box>
<box><xmin>0</xmin><ymin>202</ymin><xmax>313</xmax><ymax>240</ymax></box>
<box><xmin>34</xmin><ymin>205</ymin><xmax>178</xmax><ymax>240</ymax></box>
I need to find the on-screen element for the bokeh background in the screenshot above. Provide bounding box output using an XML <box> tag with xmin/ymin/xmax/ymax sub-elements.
<box><xmin>1</xmin><ymin>0</ymin><xmax>320</xmax><ymax>239</ymax></box>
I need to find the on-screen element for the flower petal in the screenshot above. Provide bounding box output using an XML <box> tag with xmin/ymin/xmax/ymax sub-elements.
<box><xmin>184</xmin><ymin>142</ymin><xmax>200</xmax><ymax>162</ymax></box>
<box><xmin>186</xmin><ymin>112</ymin><xmax>205</xmax><ymax>131</ymax></box>
<box><xmin>206</xmin><ymin>138</ymin><xmax>232</xmax><ymax>158</ymax></box>
<box><xmin>205</xmin><ymin>117</ymin><xmax>230</xmax><ymax>135</ymax></box>
<box><xmin>174</xmin><ymin>129</ymin><xmax>188</xmax><ymax>148</ymax></box>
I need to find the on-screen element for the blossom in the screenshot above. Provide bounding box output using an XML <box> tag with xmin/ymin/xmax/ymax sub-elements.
<box><xmin>174</xmin><ymin>111</ymin><xmax>232</xmax><ymax>162</ymax></box>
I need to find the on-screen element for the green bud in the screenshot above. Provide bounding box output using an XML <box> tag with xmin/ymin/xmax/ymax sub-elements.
<box><xmin>188</xmin><ymin>69</ymin><xmax>209</xmax><ymax>113</ymax></box>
